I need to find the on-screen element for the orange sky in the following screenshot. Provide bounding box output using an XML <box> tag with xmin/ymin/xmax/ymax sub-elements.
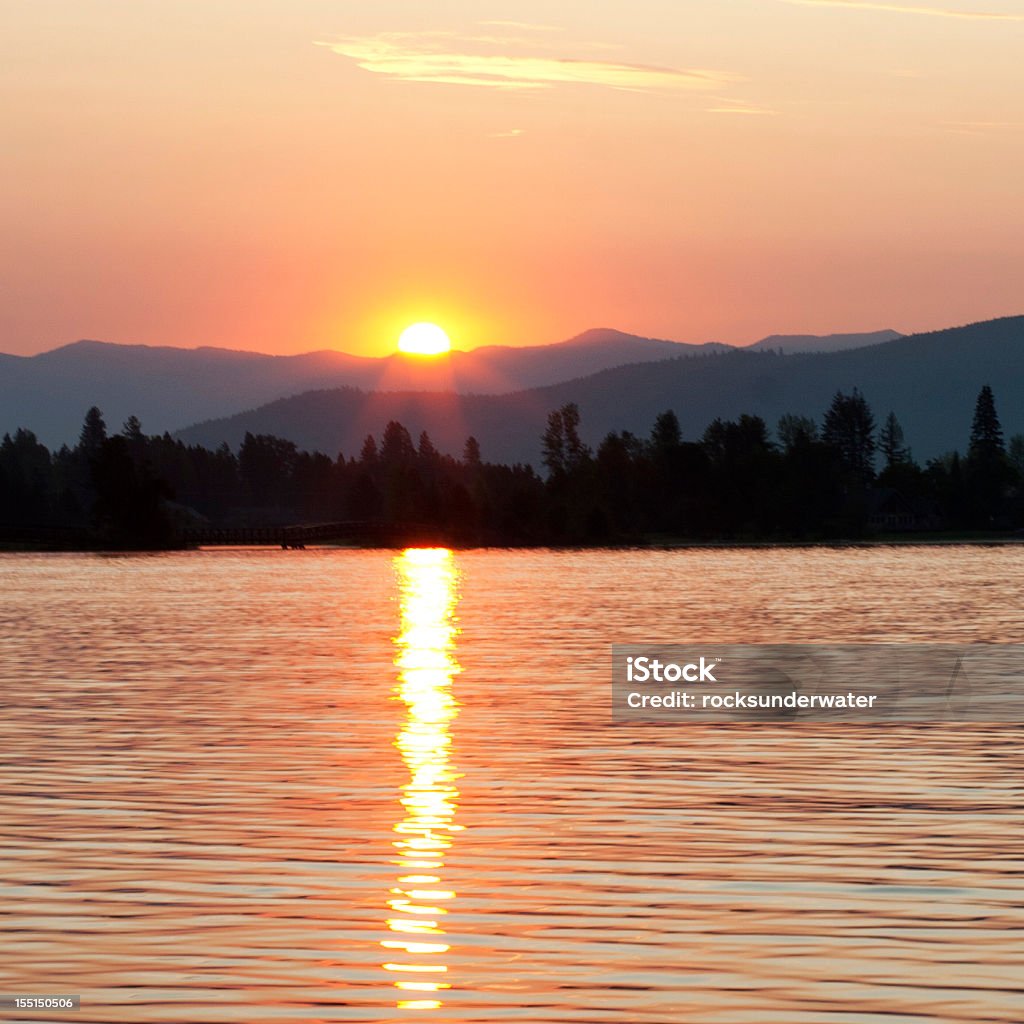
<box><xmin>2</xmin><ymin>1</ymin><xmax>1022</xmax><ymax>356</ymax></box>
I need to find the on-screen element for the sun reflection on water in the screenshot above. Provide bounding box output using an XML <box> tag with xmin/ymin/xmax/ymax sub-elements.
<box><xmin>383</xmin><ymin>548</ymin><xmax>463</xmax><ymax>1011</ymax></box>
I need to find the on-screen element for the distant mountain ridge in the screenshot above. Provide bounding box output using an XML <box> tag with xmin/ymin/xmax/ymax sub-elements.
<box><xmin>1</xmin><ymin>326</ymin><xmax>893</xmax><ymax>447</ymax></box>
<box><xmin>0</xmin><ymin>329</ymin><xmax>719</xmax><ymax>447</ymax></box>
<box><xmin>748</xmin><ymin>329</ymin><xmax>903</xmax><ymax>354</ymax></box>
<box><xmin>174</xmin><ymin>317</ymin><xmax>1024</xmax><ymax>465</ymax></box>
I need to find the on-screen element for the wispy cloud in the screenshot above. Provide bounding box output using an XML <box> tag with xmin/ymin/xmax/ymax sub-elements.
<box><xmin>780</xmin><ymin>0</ymin><xmax>1024</xmax><ymax>21</ymax></box>
<box><xmin>490</xmin><ymin>128</ymin><xmax>525</xmax><ymax>137</ymax></box>
<box><xmin>317</xmin><ymin>33</ymin><xmax>733</xmax><ymax>92</ymax></box>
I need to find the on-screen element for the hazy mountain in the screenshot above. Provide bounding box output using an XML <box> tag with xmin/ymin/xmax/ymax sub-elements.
<box><xmin>747</xmin><ymin>329</ymin><xmax>903</xmax><ymax>354</ymax></box>
<box><xmin>0</xmin><ymin>325</ymin><xmax>901</xmax><ymax>447</ymax></box>
<box><xmin>0</xmin><ymin>329</ymin><xmax>722</xmax><ymax>447</ymax></box>
<box><xmin>175</xmin><ymin>317</ymin><xmax>1024</xmax><ymax>465</ymax></box>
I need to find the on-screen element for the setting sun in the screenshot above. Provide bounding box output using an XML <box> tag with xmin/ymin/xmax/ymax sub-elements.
<box><xmin>398</xmin><ymin>323</ymin><xmax>451</xmax><ymax>357</ymax></box>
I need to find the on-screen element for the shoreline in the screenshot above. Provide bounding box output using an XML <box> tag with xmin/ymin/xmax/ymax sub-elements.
<box><xmin>3</xmin><ymin>533</ymin><xmax>1023</xmax><ymax>554</ymax></box>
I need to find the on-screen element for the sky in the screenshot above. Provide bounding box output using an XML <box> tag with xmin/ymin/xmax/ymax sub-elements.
<box><xmin>2</xmin><ymin>0</ymin><xmax>1023</xmax><ymax>357</ymax></box>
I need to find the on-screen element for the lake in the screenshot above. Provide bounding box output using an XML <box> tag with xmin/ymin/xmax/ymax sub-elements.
<box><xmin>1</xmin><ymin>547</ymin><xmax>1022</xmax><ymax>1023</ymax></box>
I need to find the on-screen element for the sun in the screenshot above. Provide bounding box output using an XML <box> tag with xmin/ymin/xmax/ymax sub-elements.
<box><xmin>398</xmin><ymin>322</ymin><xmax>451</xmax><ymax>356</ymax></box>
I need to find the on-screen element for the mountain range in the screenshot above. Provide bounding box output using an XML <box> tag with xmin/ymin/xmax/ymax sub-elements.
<box><xmin>0</xmin><ymin>328</ymin><xmax>900</xmax><ymax>449</ymax></box>
<box><xmin>173</xmin><ymin>317</ymin><xmax>1024</xmax><ymax>465</ymax></box>
<box><xmin>748</xmin><ymin>329</ymin><xmax>901</xmax><ymax>354</ymax></box>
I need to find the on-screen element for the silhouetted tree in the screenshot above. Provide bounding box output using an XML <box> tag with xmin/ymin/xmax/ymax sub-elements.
<box><xmin>381</xmin><ymin>421</ymin><xmax>415</xmax><ymax>464</ymax></box>
<box><xmin>0</xmin><ymin>429</ymin><xmax>53</xmax><ymax>525</ymax></box>
<box><xmin>78</xmin><ymin>407</ymin><xmax>107</xmax><ymax>456</ymax></box>
<box><xmin>119</xmin><ymin>415</ymin><xmax>148</xmax><ymax>468</ymax></box>
<box><xmin>462</xmin><ymin>436</ymin><xmax>482</xmax><ymax>469</ymax></box>
<box><xmin>777</xmin><ymin>414</ymin><xmax>818</xmax><ymax>452</ymax></box>
<box><xmin>292</xmin><ymin>450</ymin><xmax>334</xmax><ymax>519</ymax></box>
<box><xmin>541</xmin><ymin>404</ymin><xmax>596</xmax><ymax>539</ymax></box>
<box><xmin>418</xmin><ymin>431</ymin><xmax>438</xmax><ymax>462</ymax></box>
<box><xmin>702</xmin><ymin>415</ymin><xmax>778</xmax><ymax>535</ymax></box>
<box><xmin>879</xmin><ymin>412</ymin><xmax>910</xmax><ymax>469</ymax></box>
<box><xmin>5</xmin><ymin>378</ymin><xmax>1023</xmax><ymax>547</ymax></box>
<box><xmin>561</xmin><ymin>403</ymin><xmax>591</xmax><ymax>471</ymax></box>
<box><xmin>596</xmin><ymin>432</ymin><xmax>642</xmax><ymax>537</ymax></box>
<box><xmin>649</xmin><ymin>410</ymin><xmax>682</xmax><ymax>454</ymax></box>
<box><xmin>822</xmin><ymin>388</ymin><xmax>875</xmax><ymax>484</ymax></box>
<box><xmin>542</xmin><ymin>409</ymin><xmax>567</xmax><ymax>477</ymax></box>
<box><xmin>926</xmin><ymin>451</ymin><xmax>968</xmax><ymax>528</ymax></box>
<box><xmin>777</xmin><ymin>432</ymin><xmax>846</xmax><ymax>538</ymax></box>
<box><xmin>90</xmin><ymin>435</ymin><xmax>173</xmax><ymax>548</ymax></box>
<box><xmin>542</xmin><ymin>403</ymin><xmax>590</xmax><ymax>479</ymax></box>
<box><xmin>239</xmin><ymin>432</ymin><xmax>299</xmax><ymax>508</ymax></box>
<box><xmin>122</xmin><ymin>415</ymin><xmax>143</xmax><ymax>442</ymax></box>
<box><xmin>347</xmin><ymin>470</ymin><xmax>382</xmax><ymax>520</ymax></box>
<box><xmin>359</xmin><ymin>435</ymin><xmax>378</xmax><ymax>465</ymax></box>
<box><xmin>965</xmin><ymin>385</ymin><xmax>1011</xmax><ymax>526</ymax></box>
<box><xmin>968</xmin><ymin>385</ymin><xmax>1005</xmax><ymax>461</ymax></box>
<box><xmin>1008</xmin><ymin>435</ymin><xmax>1024</xmax><ymax>477</ymax></box>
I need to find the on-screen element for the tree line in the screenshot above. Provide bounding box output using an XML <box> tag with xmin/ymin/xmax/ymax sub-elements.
<box><xmin>0</xmin><ymin>386</ymin><xmax>1021</xmax><ymax>547</ymax></box>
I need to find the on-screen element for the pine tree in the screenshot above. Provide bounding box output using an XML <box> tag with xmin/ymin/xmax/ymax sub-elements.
<box><xmin>560</xmin><ymin>403</ymin><xmax>591</xmax><ymax>471</ymax></box>
<box><xmin>359</xmin><ymin>435</ymin><xmax>378</xmax><ymax>465</ymax></box>
<box><xmin>968</xmin><ymin>385</ymin><xmax>1005</xmax><ymax>461</ymax></box>
<box><xmin>121</xmin><ymin>415</ymin><xmax>146</xmax><ymax>464</ymax></box>
<box><xmin>965</xmin><ymin>385</ymin><xmax>1009</xmax><ymax>526</ymax></box>
<box><xmin>1008</xmin><ymin>434</ymin><xmax>1024</xmax><ymax>477</ymax></box>
<box><xmin>541</xmin><ymin>409</ymin><xmax>566</xmax><ymax>477</ymax></box>
<box><xmin>777</xmin><ymin>414</ymin><xmax>818</xmax><ymax>452</ymax></box>
<box><xmin>417</xmin><ymin>431</ymin><xmax>437</xmax><ymax>462</ymax></box>
<box><xmin>649</xmin><ymin>410</ymin><xmax>682</xmax><ymax>454</ymax></box>
<box><xmin>462</xmin><ymin>436</ymin><xmax>482</xmax><ymax>469</ymax></box>
<box><xmin>380</xmin><ymin>421</ymin><xmax>415</xmax><ymax>464</ymax></box>
<box><xmin>77</xmin><ymin>407</ymin><xmax>107</xmax><ymax>455</ymax></box>
<box><xmin>822</xmin><ymin>388</ymin><xmax>875</xmax><ymax>482</ymax></box>
<box><xmin>878</xmin><ymin>412</ymin><xmax>910</xmax><ymax>468</ymax></box>
<box><xmin>122</xmin><ymin>415</ymin><xmax>143</xmax><ymax>441</ymax></box>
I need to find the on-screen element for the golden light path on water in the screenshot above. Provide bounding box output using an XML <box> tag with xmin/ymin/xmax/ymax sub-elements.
<box><xmin>383</xmin><ymin>548</ymin><xmax>463</xmax><ymax>1012</ymax></box>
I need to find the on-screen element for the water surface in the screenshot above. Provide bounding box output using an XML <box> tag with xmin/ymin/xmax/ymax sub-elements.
<box><xmin>1</xmin><ymin>548</ymin><xmax>1022</xmax><ymax>1023</ymax></box>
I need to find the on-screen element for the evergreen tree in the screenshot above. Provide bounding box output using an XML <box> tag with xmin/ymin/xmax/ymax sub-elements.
<box><xmin>90</xmin><ymin>435</ymin><xmax>173</xmax><ymax>548</ymax></box>
<box><xmin>822</xmin><ymin>388</ymin><xmax>876</xmax><ymax>483</ymax></box>
<box><xmin>380</xmin><ymin>421</ymin><xmax>415</xmax><ymax>465</ymax></box>
<box><xmin>0</xmin><ymin>429</ymin><xmax>53</xmax><ymax>524</ymax></box>
<box><xmin>560</xmin><ymin>404</ymin><xmax>590</xmax><ymax>471</ymax></box>
<box><xmin>359</xmin><ymin>435</ymin><xmax>378</xmax><ymax>465</ymax></box>
<box><xmin>776</xmin><ymin>414</ymin><xmax>818</xmax><ymax>452</ymax></box>
<box><xmin>417</xmin><ymin>430</ymin><xmax>437</xmax><ymax>462</ymax></box>
<box><xmin>879</xmin><ymin>412</ymin><xmax>910</xmax><ymax>468</ymax></box>
<box><xmin>122</xmin><ymin>415</ymin><xmax>143</xmax><ymax>441</ymax></box>
<box><xmin>966</xmin><ymin>385</ymin><xmax>1010</xmax><ymax>526</ymax></box>
<box><xmin>239</xmin><ymin>432</ymin><xmax>299</xmax><ymax>507</ymax></box>
<box><xmin>1008</xmin><ymin>434</ymin><xmax>1024</xmax><ymax>477</ymax></box>
<box><xmin>543</xmin><ymin>403</ymin><xmax>592</xmax><ymax>476</ymax></box>
<box><xmin>968</xmin><ymin>385</ymin><xmax>1005</xmax><ymax>461</ymax></box>
<box><xmin>649</xmin><ymin>410</ymin><xmax>682</xmax><ymax>454</ymax></box>
<box><xmin>77</xmin><ymin>407</ymin><xmax>107</xmax><ymax>455</ymax></box>
<box><xmin>462</xmin><ymin>436</ymin><xmax>482</xmax><ymax>469</ymax></box>
<box><xmin>541</xmin><ymin>408</ymin><xmax>566</xmax><ymax>477</ymax></box>
<box><xmin>121</xmin><ymin>415</ymin><xmax>147</xmax><ymax>465</ymax></box>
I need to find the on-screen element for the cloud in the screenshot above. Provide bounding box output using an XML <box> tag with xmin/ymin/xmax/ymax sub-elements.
<box><xmin>780</xmin><ymin>0</ymin><xmax>1024</xmax><ymax>20</ymax></box>
<box><xmin>490</xmin><ymin>128</ymin><xmax>525</xmax><ymax>137</ymax></box>
<box><xmin>317</xmin><ymin>34</ymin><xmax>732</xmax><ymax>92</ymax></box>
